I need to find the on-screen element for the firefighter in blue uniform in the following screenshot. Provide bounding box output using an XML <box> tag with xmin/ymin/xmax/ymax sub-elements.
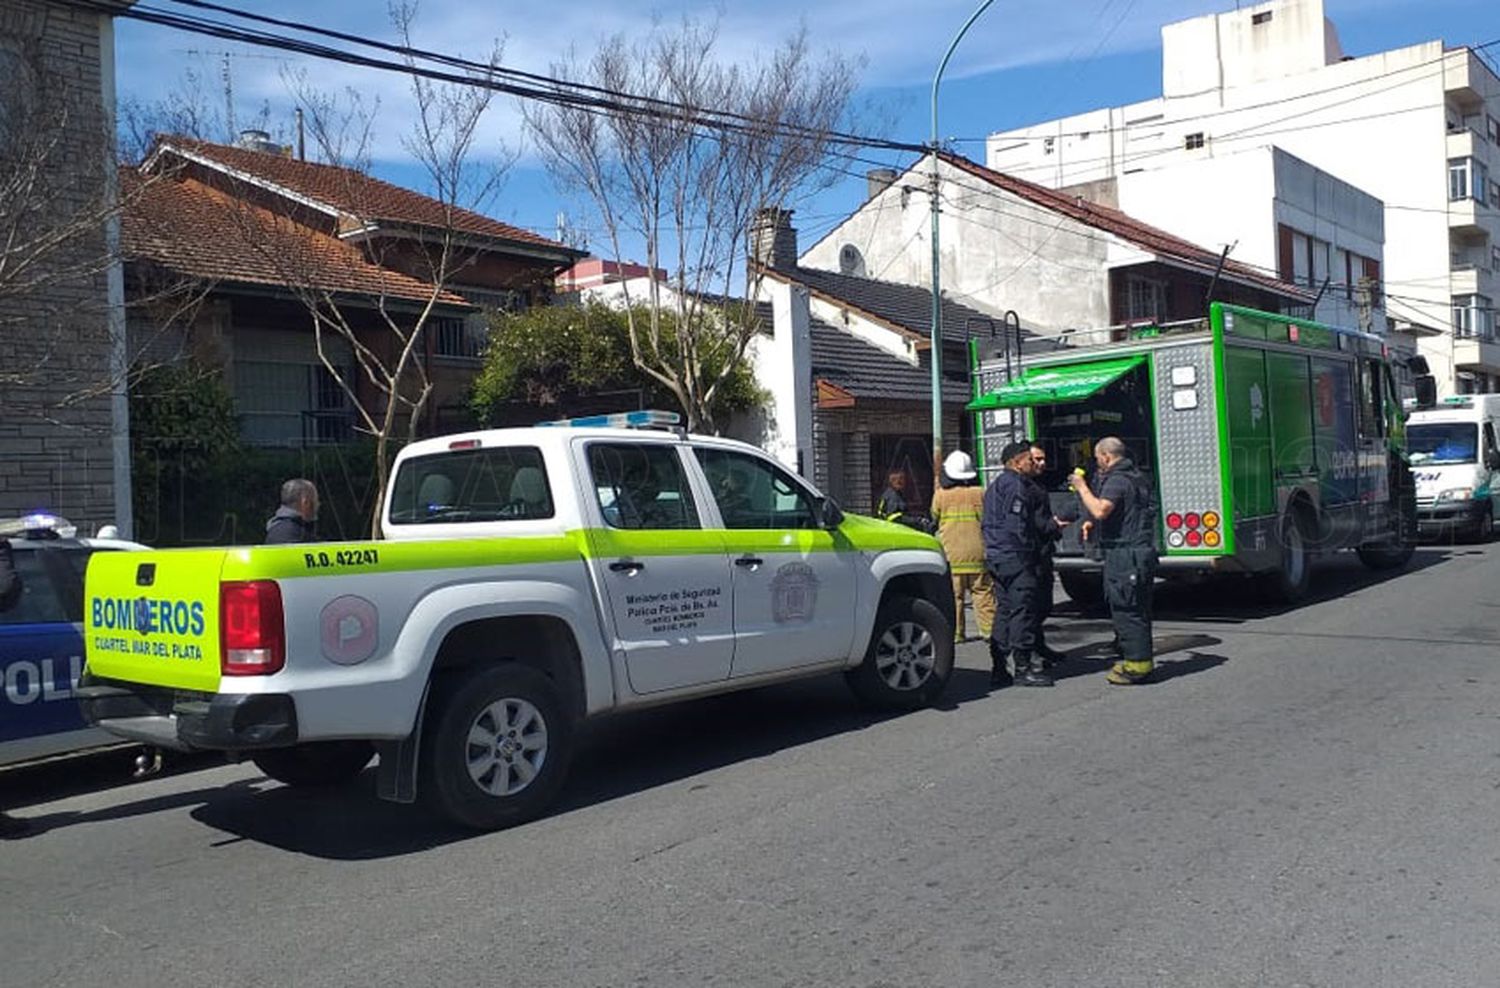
<box><xmin>1068</xmin><ymin>436</ymin><xmax>1159</xmax><ymax>684</ymax></box>
<box><xmin>982</xmin><ymin>441</ymin><xmax>1065</xmax><ymax>688</ymax></box>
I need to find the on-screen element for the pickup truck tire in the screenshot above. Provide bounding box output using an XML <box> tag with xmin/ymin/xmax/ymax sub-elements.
<box><xmin>251</xmin><ymin>741</ymin><xmax>374</xmax><ymax>788</ymax></box>
<box><xmin>419</xmin><ymin>663</ymin><xmax>575</xmax><ymax>831</ymax></box>
<box><xmin>846</xmin><ymin>595</ymin><xmax>953</xmax><ymax>711</ymax></box>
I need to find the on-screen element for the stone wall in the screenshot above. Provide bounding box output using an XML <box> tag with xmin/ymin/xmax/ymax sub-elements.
<box><xmin>0</xmin><ymin>2</ymin><xmax>122</xmax><ymax>532</ymax></box>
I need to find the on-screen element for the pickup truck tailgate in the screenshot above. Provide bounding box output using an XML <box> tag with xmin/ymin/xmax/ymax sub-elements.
<box><xmin>84</xmin><ymin>548</ymin><xmax>227</xmax><ymax>693</ymax></box>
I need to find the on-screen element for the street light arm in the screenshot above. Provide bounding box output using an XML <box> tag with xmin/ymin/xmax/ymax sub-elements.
<box><xmin>928</xmin><ymin>0</ymin><xmax>997</xmax><ymax>470</ymax></box>
<box><xmin>931</xmin><ymin>0</ymin><xmax>998</xmax><ymax>146</ymax></box>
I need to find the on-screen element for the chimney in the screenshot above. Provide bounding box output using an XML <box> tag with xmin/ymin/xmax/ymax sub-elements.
<box><xmin>866</xmin><ymin>168</ymin><xmax>898</xmax><ymax>201</ymax></box>
<box><xmin>750</xmin><ymin>207</ymin><xmax>798</xmax><ymax>271</ymax></box>
<box><xmin>236</xmin><ymin>129</ymin><xmax>282</xmax><ymax>155</ymax></box>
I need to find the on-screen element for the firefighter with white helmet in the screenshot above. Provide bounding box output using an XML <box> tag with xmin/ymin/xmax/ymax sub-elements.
<box><xmin>929</xmin><ymin>449</ymin><xmax>993</xmax><ymax>643</ymax></box>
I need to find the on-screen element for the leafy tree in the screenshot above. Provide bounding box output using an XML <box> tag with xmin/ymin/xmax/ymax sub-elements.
<box><xmin>470</xmin><ymin>301</ymin><xmax>762</xmax><ymax>426</ymax></box>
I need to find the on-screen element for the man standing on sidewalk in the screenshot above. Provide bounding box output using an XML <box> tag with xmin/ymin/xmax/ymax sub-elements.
<box><xmin>1028</xmin><ymin>442</ymin><xmax>1070</xmax><ymax>665</ymax></box>
<box><xmin>930</xmin><ymin>450</ymin><xmax>993</xmax><ymax>643</ymax></box>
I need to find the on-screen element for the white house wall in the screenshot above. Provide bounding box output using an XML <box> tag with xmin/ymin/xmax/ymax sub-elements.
<box><xmin>800</xmin><ymin>159</ymin><xmax>1114</xmax><ymax>336</ymax></box>
<box><xmin>1113</xmin><ymin>145</ymin><xmax>1385</xmax><ymax>331</ymax></box>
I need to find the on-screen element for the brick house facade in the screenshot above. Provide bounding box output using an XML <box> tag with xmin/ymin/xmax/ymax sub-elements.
<box><xmin>0</xmin><ymin>0</ymin><xmax>131</xmax><ymax>533</ymax></box>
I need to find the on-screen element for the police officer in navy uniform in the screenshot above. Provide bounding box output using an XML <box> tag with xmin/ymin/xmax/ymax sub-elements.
<box><xmin>1068</xmin><ymin>436</ymin><xmax>1159</xmax><ymax>685</ymax></box>
<box><xmin>982</xmin><ymin>440</ymin><xmax>1064</xmax><ymax>688</ymax></box>
<box><xmin>1028</xmin><ymin>442</ymin><xmax>1070</xmax><ymax>666</ymax></box>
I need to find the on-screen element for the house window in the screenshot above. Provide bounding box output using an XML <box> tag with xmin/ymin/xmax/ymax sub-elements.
<box><xmin>1449</xmin><ymin>158</ymin><xmax>1488</xmax><ymax>203</ymax></box>
<box><xmin>235</xmin><ymin>361</ymin><xmax>351</xmax><ymax>447</ymax></box>
<box><xmin>1453</xmin><ymin>294</ymin><xmax>1494</xmax><ymax>341</ymax></box>
<box><xmin>433</xmin><ymin>316</ymin><xmax>486</xmax><ymax>359</ymax></box>
<box><xmin>1490</xmin><ymin>115</ymin><xmax>1500</xmax><ymax>145</ymax></box>
<box><xmin>457</xmin><ymin>288</ymin><xmax>528</xmax><ymax>313</ymax></box>
<box><xmin>1126</xmin><ymin>276</ymin><xmax>1167</xmax><ymax>322</ymax></box>
<box><xmin>1492</xmin><ymin>244</ymin><xmax>1500</xmax><ymax>272</ymax></box>
<box><xmin>1184</xmin><ymin>132</ymin><xmax>1205</xmax><ymax>150</ymax></box>
<box><xmin>1490</xmin><ymin>179</ymin><xmax>1500</xmax><ymax>210</ymax></box>
<box><xmin>1252</xmin><ymin>10</ymin><xmax>1273</xmax><ymax>24</ymax></box>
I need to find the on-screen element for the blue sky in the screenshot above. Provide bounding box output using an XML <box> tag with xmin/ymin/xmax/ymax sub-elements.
<box><xmin>114</xmin><ymin>0</ymin><xmax>1492</xmax><ymax>262</ymax></box>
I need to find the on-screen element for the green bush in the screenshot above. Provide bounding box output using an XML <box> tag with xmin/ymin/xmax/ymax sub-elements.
<box><xmin>470</xmin><ymin>301</ymin><xmax>763</xmax><ymax>427</ymax></box>
<box><xmin>130</xmin><ymin>363</ymin><xmax>393</xmax><ymax>546</ymax></box>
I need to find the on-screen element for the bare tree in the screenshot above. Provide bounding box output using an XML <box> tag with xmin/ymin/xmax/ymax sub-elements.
<box><xmin>0</xmin><ymin>35</ymin><xmax>207</xmax><ymax>429</ymax></box>
<box><xmin>525</xmin><ymin>20</ymin><xmax>858</xmax><ymax>432</ymax></box>
<box><xmin>219</xmin><ymin>1</ymin><xmax>511</xmax><ymax>534</ymax></box>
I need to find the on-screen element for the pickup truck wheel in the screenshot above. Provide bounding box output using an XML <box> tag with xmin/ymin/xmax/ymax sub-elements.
<box><xmin>251</xmin><ymin>741</ymin><xmax>373</xmax><ymax>788</ymax></box>
<box><xmin>846</xmin><ymin>595</ymin><xmax>953</xmax><ymax>711</ymax></box>
<box><xmin>420</xmin><ymin>663</ymin><xmax>574</xmax><ymax>831</ymax></box>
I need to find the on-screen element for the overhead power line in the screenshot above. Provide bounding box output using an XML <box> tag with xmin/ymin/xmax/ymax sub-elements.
<box><xmin>72</xmin><ymin>0</ymin><xmax>928</xmax><ymax>156</ymax></box>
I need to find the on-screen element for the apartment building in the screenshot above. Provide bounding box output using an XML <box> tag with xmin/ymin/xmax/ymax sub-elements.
<box><xmin>987</xmin><ymin>0</ymin><xmax>1500</xmax><ymax>395</ymax></box>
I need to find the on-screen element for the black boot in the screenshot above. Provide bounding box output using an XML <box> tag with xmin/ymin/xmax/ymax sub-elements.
<box><xmin>989</xmin><ymin>643</ymin><xmax>1013</xmax><ymax>688</ymax></box>
<box><xmin>1014</xmin><ymin>651</ymin><xmax>1055</xmax><ymax>688</ymax></box>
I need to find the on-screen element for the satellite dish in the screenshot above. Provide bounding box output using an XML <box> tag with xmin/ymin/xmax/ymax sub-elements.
<box><xmin>838</xmin><ymin>243</ymin><xmax>866</xmax><ymax>277</ymax></box>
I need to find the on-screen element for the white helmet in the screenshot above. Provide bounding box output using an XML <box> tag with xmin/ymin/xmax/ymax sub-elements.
<box><xmin>943</xmin><ymin>450</ymin><xmax>977</xmax><ymax>481</ymax></box>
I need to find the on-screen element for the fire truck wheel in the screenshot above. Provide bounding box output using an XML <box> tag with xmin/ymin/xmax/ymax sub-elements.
<box><xmin>251</xmin><ymin>741</ymin><xmax>374</xmax><ymax>788</ymax></box>
<box><xmin>846</xmin><ymin>595</ymin><xmax>953</xmax><ymax>711</ymax></box>
<box><xmin>1058</xmin><ymin>570</ymin><xmax>1106</xmax><ymax>613</ymax></box>
<box><xmin>1259</xmin><ymin>509</ymin><xmax>1313</xmax><ymax>603</ymax></box>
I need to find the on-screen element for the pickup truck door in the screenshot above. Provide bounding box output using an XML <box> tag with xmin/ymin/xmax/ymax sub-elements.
<box><xmin>690</xmin><ymin>447</ymin><xmax>858</xmax><ymax>678</ymax></box>
<box><xmin>578</xmin><ymin>440</ymin><xmax>735</xmax><ymax>694</ymax></box>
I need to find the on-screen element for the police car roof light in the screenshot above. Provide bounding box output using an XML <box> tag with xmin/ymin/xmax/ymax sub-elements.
<box><xmin>537</xmin><ymin>410</ymin><xmax>684</xmax><ymax>432</ymax></box>
<box><xmin>3</xmin><ymin>512</ymin><xmax>77</xmax><ymax>540</ymax></box>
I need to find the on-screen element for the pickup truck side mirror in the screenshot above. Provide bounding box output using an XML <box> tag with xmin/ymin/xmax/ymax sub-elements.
<box><xmin>1487</xmin><ymin>452</ymin><xmax>1500</xmax><ymax>471</ymax></box>
<box><xmin>819</xmin><ymin>497</ymin><xmax>844</xmax><ymax>530</ymax></box>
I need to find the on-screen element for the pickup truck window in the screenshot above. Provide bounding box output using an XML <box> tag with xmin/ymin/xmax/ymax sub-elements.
<box><xmin>387</xmin><ymin>446</ymin><xmax>554</xmax><ymax>523</ymax></box>
<box><xmin>588</xmin><ymin>443</ymin><xmax>700</xmax><ymax>530</ymax></box>
<box><xmin>695</xmin><ymin>448</ymin><xmax>820</xmax><ymax>530</ymax></box>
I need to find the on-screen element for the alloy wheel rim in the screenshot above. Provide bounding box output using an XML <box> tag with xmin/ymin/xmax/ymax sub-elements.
<box><xmin>464</xmin><ymin>697</ymin><xmax>548</xmax><ymax>797</ymax></box>
<box><xmin>875</xmin><ymin>621</ymin><xmax>937</xmax><ymax>691</ymax></box>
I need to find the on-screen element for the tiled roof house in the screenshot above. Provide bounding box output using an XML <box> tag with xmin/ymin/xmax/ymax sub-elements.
<box><xmin>124</xmin><ymin>134</ymin><xmax>585</xmax><ymax>447</ymax></box>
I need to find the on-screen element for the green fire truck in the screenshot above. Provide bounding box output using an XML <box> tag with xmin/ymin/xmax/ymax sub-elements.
<box><xmin>968</xmin><ymin>302</ymin><xmax>1422</xmax><ymax>604</ymax></box>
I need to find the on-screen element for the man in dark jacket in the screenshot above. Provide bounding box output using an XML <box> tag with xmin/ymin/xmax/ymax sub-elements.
<box><xmin>1028</xmin><ymin>442</ymin><xmax>1070</xmax><ymax>665</ymax></box>
<box><xmin>982</xmin><ymin>441</ymin><xmax>1064</xmax><ymax>689</ymax></box>
<box><xmin>1068</xmin><ymin>436</ymin><xmax>1159</xmax><ymax>684</ymax></box>
<box><xmin>265</xmin><ymin>478</ymin><xmax>320</xmax><ymax>544</ymax></box>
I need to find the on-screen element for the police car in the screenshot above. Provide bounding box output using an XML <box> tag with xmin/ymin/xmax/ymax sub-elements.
<box><xmin>1</xmin><ymin>514</ymin><xmax>147</xmax><ymax>767</ymax></box>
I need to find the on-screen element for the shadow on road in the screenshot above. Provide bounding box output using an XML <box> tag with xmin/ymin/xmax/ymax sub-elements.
<box><xmin>11</xmin><ymin>669</ymin><xmax>998</xmax><ymax>859</ymax></box>
<box><xmin>1045</xmin><ymin>633</ymin><xmax>1226</xmax><ymax>683</ymax></box>
<box><xmin>1053</xmin><ymin>546</ymin><xmax>1460</xmax><ymax>625</ymax></box>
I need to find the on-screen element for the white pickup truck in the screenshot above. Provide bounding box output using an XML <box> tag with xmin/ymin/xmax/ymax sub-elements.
<box><xmin>79</xmin><ymin>415</ymin><xmax>955</xmax><ymax>829</ymax></box>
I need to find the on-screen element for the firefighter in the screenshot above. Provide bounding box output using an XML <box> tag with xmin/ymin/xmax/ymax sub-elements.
<box><xmin>1068</xmin><ymin>436</ymin><xmax>1158</xmax><ymax>685</ymax></box>
<box><xmin>930</xmin><ymin>450</ymin><xmax>993</xmax><ymax>642</ymax></box>
<box><xmin>1028</xmin><ymin>442</ymin><xmax>1070</xmax><ymax>666</ymax></box>
<box><xmin>982</xmin><ymin>441</ymin><xmax>1063</xmax><ymax>688</ymax></box>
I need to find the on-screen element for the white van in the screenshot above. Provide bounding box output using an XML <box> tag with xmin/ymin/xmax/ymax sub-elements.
<box><xmin>1406</xmin><ymin>395</ymin><xmax>1500</xmax><ymax>542</ymax></box>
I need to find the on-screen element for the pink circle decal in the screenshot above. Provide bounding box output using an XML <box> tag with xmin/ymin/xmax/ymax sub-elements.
<box><xmin>320</xmin><ymin>595</ymin><xmax>379</xmax><ymax>665</ymax></box>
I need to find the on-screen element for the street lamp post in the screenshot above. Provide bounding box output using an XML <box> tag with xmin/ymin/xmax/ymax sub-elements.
<box><xmin>930</xmin><ymin>0</ymin><xmax>996</xmax><ymax>471</ymax></box>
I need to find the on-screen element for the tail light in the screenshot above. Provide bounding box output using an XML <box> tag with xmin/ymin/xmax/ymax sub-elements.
<box><xmin>221</xmin><ymin>580</ymin><xmax>286</xmax><ymax>675</ymax></box>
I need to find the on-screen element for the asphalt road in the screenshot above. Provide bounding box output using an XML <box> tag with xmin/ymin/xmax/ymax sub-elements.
<box><xmin>6</xmin><ymin>543</ymin><xmax>1500</xmax><ymax>987</ymax></box>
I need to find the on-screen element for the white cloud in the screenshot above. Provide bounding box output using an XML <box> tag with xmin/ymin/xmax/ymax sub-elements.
<box><xmin>114</xmin><ymin>0</ymin><xmax>1429</xmax><ymax>175</ymax></box>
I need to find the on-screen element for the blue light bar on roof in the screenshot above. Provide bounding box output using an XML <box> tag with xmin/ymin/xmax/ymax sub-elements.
<box><xmin>0</xmin><ymin>512</ymin><xmax>77</xmax><ymax>539</ymax></box>
<box><xmin>537</xmin><ymin>410</ymin><xmax>683</xmax><ymax>430</ymax></box>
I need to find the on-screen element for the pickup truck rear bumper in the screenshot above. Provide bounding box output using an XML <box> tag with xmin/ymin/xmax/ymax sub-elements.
<box><xmin>76</xmin><ymin>674</ymin><xmax>298</xmax><ymax>752</ymax></box>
